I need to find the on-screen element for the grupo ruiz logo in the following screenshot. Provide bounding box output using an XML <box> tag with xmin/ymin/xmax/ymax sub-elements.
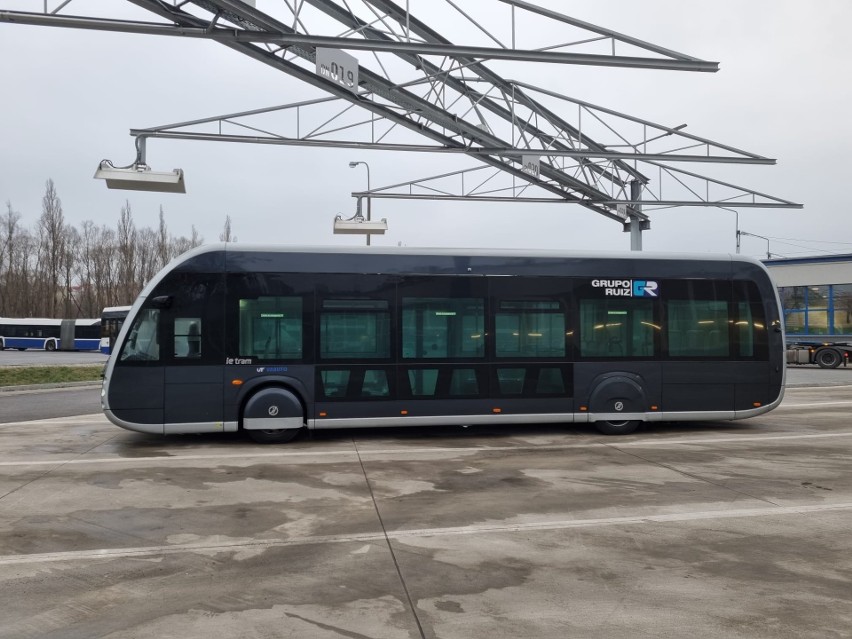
<box><xmin>591</xmin><ymin>279</ymin><xmax>659</xmax><ymax>298</ymax></box>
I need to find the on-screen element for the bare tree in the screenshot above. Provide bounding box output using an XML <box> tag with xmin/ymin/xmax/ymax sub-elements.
<box><xmin>0</xmin><ymin>187</ymin><xmax>218</xmax><ymax>317</ymax></box>
<box><xmin>0</xmin><ymin>201</ymin><xmax>22</xmax><ymax>316</ymax></box>
<box><xmin>136</xmin><ymin>227</ymin><xmax>159</xmax><ymax>288</ymax></box>
<box><xmin>116</xmin><ymin>200</ymin><xmax>137</xmax><ymax>304</ymax></box>
<box><xmin>37</xmin><ymin>179</ymin><xmax>67</xmax><ymax>317</ymax></box>
<box><xmin>157</xmin><ymin>205</ymin><xmax>169</xmax><ymax>270</ymax></box>
<box><xmin>219</xmin><ymin>215</ymin><xmax>237</xmax><ymax>242</ymax></box>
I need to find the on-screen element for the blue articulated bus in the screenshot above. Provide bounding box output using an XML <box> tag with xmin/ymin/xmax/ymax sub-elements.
<box><xmin>102</xmin><ymin>244</ymin><xmax>785</xmax><ymax>443</ymax></box>
<box><xmin>0</xmin><ymin>317</ymin><xmax>101</xmax><ymax>351</ymax></box>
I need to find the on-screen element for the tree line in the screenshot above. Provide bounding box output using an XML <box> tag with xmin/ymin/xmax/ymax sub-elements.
<box><xmin>0</xmin><ymin>179</ymin><xmax>209</xmax><ymax>319</ymax></box>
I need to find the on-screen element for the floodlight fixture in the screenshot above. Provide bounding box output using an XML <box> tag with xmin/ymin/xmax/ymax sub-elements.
<box><xmin>333</xmin><ymin>213</ymin><xmax>388</xmax><ymax>235</ymax></box>
<box><xmin>94</xmin><ymin>160</ymin><xmax>186</xmax><ymax>193</ymax></box>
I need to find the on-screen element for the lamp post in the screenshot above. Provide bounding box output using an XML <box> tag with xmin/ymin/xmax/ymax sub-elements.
<box><xmin>349</xmin><ymin>161</ymin><xmax>371</xmax><ymax>246</ymax></box>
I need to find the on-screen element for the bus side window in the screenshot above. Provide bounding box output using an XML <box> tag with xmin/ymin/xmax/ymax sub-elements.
<box><xmin>174</xmin><ymin>318</ymin><xmax>202</xmax><ymax>358</ymax></box>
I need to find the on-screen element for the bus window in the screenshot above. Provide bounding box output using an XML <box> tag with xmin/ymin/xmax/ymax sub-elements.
<box><xmin>580</xmin><ymin>299</ymin><xmax>656</xmax><ymax>358</ymax></box>
<box><xmin>320</xmin><ymin>299</ymin><xmax>390</xmax><ymax>359</ymax></box>
<box><xmin>667</xmin><ymin>301</ymin><xmax>729</xmax><ymax>356</ymax></box>
<box><xmin>119</xmin><ymin>309</ymin><xmax>160</xmax><ymax>362</ymax></box>
<box><xmin>666</xmin><ymin>281</ymin><xmax>731</xmax><ymax>358</ymax></box>
<box><xmin>733</xmin><ymin>280</ymin><xmax>768</xmax><ymax>358</ymax></box>
<box><xmin>239</xmin><ymin>297</ymin><xmax>303</xmax><ymax>359</ymax></box>
<box><xmin>174</xmin><ymin>318</ymin><xmax>202</xmax><ymax>358</ymax></box>
<box><xmin>401</xmin><ymin>297</ymin><xmax>485</xmax><ymax>359</ymax></box>
<box><xmin>495</xmin><ymin>300</ymin><xmax>565</xmax><ymax>358</ymax></box>
<box><xmin>408</xmin><ymin>368</ymin><xmax>439</xmax><ymax>396</ymax></box>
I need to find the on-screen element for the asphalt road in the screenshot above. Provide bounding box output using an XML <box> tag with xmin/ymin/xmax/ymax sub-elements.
<box><xmin>1</xmin><ymin>382</ymin><xmax>851</xmax><ymax>638</ymax></box>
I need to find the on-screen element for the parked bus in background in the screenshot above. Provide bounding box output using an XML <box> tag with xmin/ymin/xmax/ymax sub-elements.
<box><xmin>100</xmin><ymin>306</ymin><xmax>131</xmax><ymax>354</ymax></box>
<box><xmin>0</xmin><ymin>317</ymin><xmax>101</xmax><ymax>351</ymax></box>
<box><xmin>102</xmin><ymin>244</ymin><xmax>785</xmax><ymax>443</ymax></box>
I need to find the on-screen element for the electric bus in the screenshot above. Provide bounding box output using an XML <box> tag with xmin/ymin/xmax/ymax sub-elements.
<box><xmin>0</xmin><ymin>317</ymin><xmax>102</xmax><ymax>351</ymax></box>
<box><xmin>102</xmin><ymin>244</ymin><xmax>785</xmax><ymax>442</ymax></box>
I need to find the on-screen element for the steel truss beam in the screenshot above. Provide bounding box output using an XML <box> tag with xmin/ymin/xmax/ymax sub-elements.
<box><xmin>0</xmin><ymin>0</ymin><xmax>801</xmax><ymax>229</ymax></box>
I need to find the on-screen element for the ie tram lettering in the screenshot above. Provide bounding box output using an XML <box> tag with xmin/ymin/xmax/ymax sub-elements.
<box><xmin>102</xmin><ymin>245</ymin><xmax>784</xmax><ymax>443</ymax></box>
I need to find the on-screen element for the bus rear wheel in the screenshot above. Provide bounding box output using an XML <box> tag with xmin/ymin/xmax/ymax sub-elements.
<box><xmin>595</xmin><ymin>420</ymin><xmax>640</xmax><ymax>436</ymax></box>
<box><xmin>45</xmin><ymin>340</ymin><xmax>56</xmax><ymax>351</ymax></box>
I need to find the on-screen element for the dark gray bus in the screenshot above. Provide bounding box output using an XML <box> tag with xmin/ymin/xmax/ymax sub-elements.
<box><xmin>102</xmin><ymin>244</ymin><xmax>785</xmax><ymax>442</ymax></box>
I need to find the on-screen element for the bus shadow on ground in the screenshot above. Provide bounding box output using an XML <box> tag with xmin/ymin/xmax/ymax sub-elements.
<box><xmin>109</xmin><ymin>419</ymin><xmax>763</xmax><ymax>454</ymax></box>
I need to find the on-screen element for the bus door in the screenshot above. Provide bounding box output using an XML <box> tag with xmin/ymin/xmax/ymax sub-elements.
<box><xmin>489</xmin><ymin>277</ymin><xmax>576</xmax><ymax>417</ymax></box>
<box><xmin>108</xmin><ymin>305</ymin><xmax>166</xmax><ymax>429</ymax></box>
<box><xmin>159</xmin><ymin>274</ymin><xmax>226</xmax><ymax>432</ymax></box>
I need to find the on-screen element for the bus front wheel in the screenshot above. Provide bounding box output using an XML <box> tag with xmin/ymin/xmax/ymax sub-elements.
<box><xmin>247</xmin><ymin>428</ymin><xmax>301</xmax><ymax>444</ymax></box>
<box><xmin>242</xmin><ymin>386</ymin><xmax>305</xmax><ymax>444</ymax></box>
<box><xmin>595</xmin><ymin>420</ymin><xmax>640</xmax><ymax>436</ymax></box>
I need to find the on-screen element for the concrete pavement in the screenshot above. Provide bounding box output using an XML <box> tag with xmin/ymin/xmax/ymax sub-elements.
<box><xmin>1</xmin><ymin>383</ymin><xmax>851</xmax><ymax>638</ymax></box>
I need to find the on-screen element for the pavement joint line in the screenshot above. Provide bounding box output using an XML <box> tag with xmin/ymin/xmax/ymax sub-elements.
<box><xmin>3</xmin><ymin>431</ymin><xmax>852</xmax><ymax>468</ymax></box>
<box><xmin>779</xmin><ymin>401</ymin><xmax>852</xmax><ymax>408</ymax></box>
<box><xmin>3</xmin><ymin>501</ymin><xmax>852</xmax><ymax>567</ymax></box>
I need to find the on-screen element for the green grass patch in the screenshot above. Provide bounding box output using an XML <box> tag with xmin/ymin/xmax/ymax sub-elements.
<box><xmin>0</xmin><ymin>365</ymin><xmax>103</xmax><ymax>387</ymax></box>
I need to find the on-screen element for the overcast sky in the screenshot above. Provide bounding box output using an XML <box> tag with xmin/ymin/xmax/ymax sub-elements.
<box><xmin>1</xmin><ymin>0</ymin><xmax>850</xmax><ymax>259</ymax></box>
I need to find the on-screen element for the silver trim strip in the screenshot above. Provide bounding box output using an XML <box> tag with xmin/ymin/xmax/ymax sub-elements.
<box><xmin>164</xmin><ymin>421</ymin><xmax>238</xmax><ymax>435</ymax></box>
<box><xmin>309</xmin><ymin>413</ymin><xmax>576</xmax><ymax>429</ymax></box>
<box><xmin>243</xmin><ymin>416</ymin><xmax>303</xmax><ymax>431</ymax></box>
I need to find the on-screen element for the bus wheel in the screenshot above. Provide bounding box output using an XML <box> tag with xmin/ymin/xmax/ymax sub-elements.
<box><xmin>242</xmin><ymin>386</ymin><xmax>305</xmax><ymax>444</ymax></box>
<box><xmin>247</xmin><ymin>428</ymin><xmax>301</xmax><ymax>444</ymax></box>
<box><xmin>595</xmin><ymin>420</ymin><xmax>640</xmax><ymax>436</ymax></box>
<box><xmin>45</xmin><ymin>340</ymin><xmax>56</xmax><ymax>351</ymax></box>
<box><xmin>815</xmin><ymin>348</ymin><xmax>842</xmax><ymax>369</ymax></box>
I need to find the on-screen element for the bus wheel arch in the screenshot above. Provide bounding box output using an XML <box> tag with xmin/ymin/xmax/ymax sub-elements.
<box><xmin>45</xmin><ymin>339</ymin><xmax>57</xmax><ymax>352</ymax></box>
<box><xmin>240</xmin><ymin>383</ymin><xmax>306</xmax><ymax>444</ymax></box>
<box><xmin>586</xmin><ymin>372</ymin><xmax>646</xmax><ymax>436</ymax></box>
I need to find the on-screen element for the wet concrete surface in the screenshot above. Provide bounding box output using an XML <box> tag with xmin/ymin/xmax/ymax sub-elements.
<box><xmin>1</xmin><ymin>383</ymin><xmax>851</xmax><ymax>638</ymax></box>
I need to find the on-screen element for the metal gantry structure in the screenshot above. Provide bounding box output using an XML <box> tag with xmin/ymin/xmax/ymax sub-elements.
<box><xmin>0</xmin><ymin>0</ymin><xmax>802</xmax><ymax>248</ymax></box>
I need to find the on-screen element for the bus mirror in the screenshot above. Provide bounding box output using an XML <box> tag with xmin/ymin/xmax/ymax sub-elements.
<box><xmin>150</xmin><ymin>295</ymin><xmax>173</xmax><ymax>309</ymax></box>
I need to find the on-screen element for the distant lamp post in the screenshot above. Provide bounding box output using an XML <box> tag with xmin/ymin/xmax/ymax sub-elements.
<box><xmin>349</xmin><ymin>161</ymin><xmax>372</xmax><ymax>246</ymax></box>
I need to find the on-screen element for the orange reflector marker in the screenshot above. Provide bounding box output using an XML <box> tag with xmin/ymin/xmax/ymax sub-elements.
<box><xmin>401</xmin><ymin>410</ymin><xmax>408</xmax><ymax>415</ymax></box>
<box><xmin>650</xmin><ymin>405</ymin><xmax>659</xmax><ymax>411</ymax></box>
<box><xmin>319</xmin><ymin>411</ymin><xmax>327</xmax><ymax>417</ymax></box>
<box><xmin>231</xmin><ymin>379</ymin><xmax>243</xmax><ymax>386</ymax></box>
<box><xmin>753</xmin><ymin>402</ymin><xmax>762</xmax><ymax>408</ymax></box>
<box><xmin>579</xmin><ymin>406</ymin><xmax>588</xmax><ymax>412</ymax></box>
<box><xmin>492</xmin><ymin>408</ymin><xmax>502</xmax><ymax>414</ymax></box>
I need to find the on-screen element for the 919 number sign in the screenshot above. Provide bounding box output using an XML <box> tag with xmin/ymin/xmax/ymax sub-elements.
<box><xmin>316</xmin><ymin>48</ymin><xmax>359</xmax><ymax>95</ymax></box>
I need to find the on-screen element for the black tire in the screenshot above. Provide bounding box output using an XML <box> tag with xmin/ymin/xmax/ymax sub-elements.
<box><xmin>595</xmin><ymin>419</ymin><xmax>640</xmax><ymax>436</ymax></box>
<box><xmin>247</xmin><ymin>427</ymin><xmax>302</xmax><ymax>444</ymax></box>
<box><xmin>815</xmin><ymin>348</ymin><xmax>842</xmax><ymax>369</ymax></box>
<box><xmin>45</xmin><ymin>340</ymin><xmax>56</xmax><ymax>352</ymax></box>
